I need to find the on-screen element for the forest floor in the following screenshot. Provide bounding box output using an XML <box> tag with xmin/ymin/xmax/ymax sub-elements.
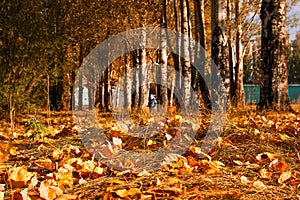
<box><xmin>0</xmin><ymin>105</ymin><xmax>300</xmax><ymax>200</ymax></box>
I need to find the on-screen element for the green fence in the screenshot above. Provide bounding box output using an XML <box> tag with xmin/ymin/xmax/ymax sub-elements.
<box><xmin>244</xmin><ymin>84</ymin><xmax>300</xmax><ymax>104</ymax></box>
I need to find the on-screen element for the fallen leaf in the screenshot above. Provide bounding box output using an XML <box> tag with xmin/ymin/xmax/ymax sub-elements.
<box><xmin>35</xmin><ymin>158</ymin><xmax>55</xmax><ymax>170</ymax></box>
<box><xmin>278</xmin><ymin>171</ymin><xmax>292</xmax><ymax>184</ymax></box>
<box><xmin>112</xmin><ymin>137</ymin><xmax>122</xmax><ymax>148</ymax></box>
<box><xmin>115</xmin><ymin>188</ymin><xmax>140</xmax><ymax>198</ymax></box>
<box><xmin>269</xmin><ymin>159</ymin><xmax>290</xmax><ymax>172</ymax></box>
<box><xmin>8</xmin><ymin>166</ymin><xmax>36</xmax><ymax>188</ymax></box>
<box><xmin>241</xmin><ymin>176</ymin><xmax>250</xmax><ymax>185</ymax></box>
<box><xmin>0</xmin><ymin>184</ymin><xmax>4</xmax><ymax>191</ymax></box>
<box><xmin>259</xmin><ymin>168</ymin><xmax>272</xmax><ymax>179</ymax></box>
<box><xmin>52</xmin><ymin>149</ymin><xmax>63</xmax><ymax>161</ymax></box>
<box><xmin>280</xmin><ymin>134</ymin><xmax>291</xmax><ymax>141</ymax></box>
<box><xmin>39</xmin><ymin>181</ymin><xmax>63</xmax><ymax>200</ymax></box>
<box><xmin>56</xmin><ymin>194</ymin><xmax>78</xmax><ymax>200</ymax></box>
<box><xmin>253</xmin><ymin>180</ymin><xmax>266</xmax><ymax>189</ymax></box>
<box><xmin>20</xmin><ymin>188</ymin><xmax>31</xmax><ymax>200</ymax></box>
<box><xmin>256</xmin><ymin>152</ymin><xmax>276</xmax><ymax>161</ymax></box>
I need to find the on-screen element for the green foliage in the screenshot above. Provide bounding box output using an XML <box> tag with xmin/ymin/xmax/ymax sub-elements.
<box><xmin>26</xmin><ymin>116</ymin><xmax>49</xmax><ymax>141</ymax></box>
<box><xmin>288</xmin><ymin>32</ymin><xmax>300</xmax><ymax>84</ymax></box>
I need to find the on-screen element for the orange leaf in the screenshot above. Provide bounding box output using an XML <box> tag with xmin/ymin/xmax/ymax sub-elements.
<box><xmin>115</xmin><ymin>188</ymin><xmax>140</xmax><ymax>198</ymax></box>
<box><xmin>8</xmin><ymin>166</ymin><xmax>36</xmax><ymax>188</ymax></box>
<box><xmin>35</xmin><ymin>158</ymin><xmax>55</xmax><ymax>170</ymax></box>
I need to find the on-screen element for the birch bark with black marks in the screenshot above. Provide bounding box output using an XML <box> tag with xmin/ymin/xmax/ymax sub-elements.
<box><xmin>258</xmin><ymin>0</ymin><xmax>292</xmax><ymax>111</ymax></box>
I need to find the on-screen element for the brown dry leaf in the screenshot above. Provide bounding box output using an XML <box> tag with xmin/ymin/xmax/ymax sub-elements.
<box><xmin>39</xmin><ymin>181</ymin><xmax>63</xmax><ymax>200</ymax></box>
<box><xmin>278</xmin><ymin>171</ymin><xmax>292</xmax><ymax>184</ymax></box>
<box><xmin>0</xmin><ymin>141</ymin><xmax>11</xmax><ymax>164</ymax></box>
<box><xmin>259</xmin><ymin>168</ymin><xmax>272</xmax><ymax>179</ymax></box>
<box><xmin>253</xmin><ymin>180</ymin><xmax>266</xmax><ymax>189</ymax></box>
<box><xmin>11</xmin><ymin>188</ymin><xmax>31</xmax><ymax>200</ymax></box>
<box><xmin>8</xmin><ymin>166</ymin><xmax>36</xmax><ymax>188</ymax></box>
<box><xmin>35</xmin><ymin>158</ymin><xmax>55</xmax><ymax>170</ymax></box>
<box><xmin>115</xmin><ymin>188</ymin><xmax>140</xmax><ymax>198</ymax></box>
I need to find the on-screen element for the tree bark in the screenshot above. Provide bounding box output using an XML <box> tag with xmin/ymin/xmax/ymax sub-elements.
<box><xmin>124</xmin><ymin>53</ymin><xmax>132</xmax><ymax>110</ymax></box>
<box><xmin>138</xmin><ymin>30</ymin><xmax>149</xmax><ymax>109</ymax></box>
<box><xmin>180</xmin><ymin>0</ymin><xmax>192</xmax><ymax>109</ymax></box>
<box><xmin>234</xmin><ymin>0</ymin><xmax>245</xmax><ymax>107</ymax></box>
<box><xmin>258</xmin><ymin>0</ymin><xmax>292</xmax><ymax>111</ymax></box>
<box><xmin>211</xmin><ymin>0</ymin><xmax>231</xmax><ymax>108</ymax></box>
<box><xmin>160</xmin><ymin>0</ymin><xmax>168</xmax><ymax>110</ymax></box>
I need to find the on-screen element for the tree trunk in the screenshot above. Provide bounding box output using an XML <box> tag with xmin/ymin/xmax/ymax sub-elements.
<box><xmin>180</xmin><ymin>0</ymin><xmax>192</xmax><ymax>109</ymax></box>
<box><xmin>211</xmin><ymin>0</ymin><xmax>231</xmax><ymax>108</ymax></box>
<box><xmin>138</xmin><ymin>29</ymin><xmax>149</xmax><ymax>109</ymax></box>
<box><xmin>258</xmin><ymin>0</ymin><xmax>292</xmax><ymax>111</ymax></box>
<box><xmin>194</xmin><ymin>0</ymin><xmax>211</xmax><ymax>111</ymax></box>
<box><xmin>160</xmin><ymin>0</ymin><xmax>168</xmax><ymax>110</ymax></box>
<box><xmin>78</xmin><ymin>70</ymin><xmax>83</xmax><ymax>111</ymax></box>
<box><xmin>124</xmin><ymin>53</ymin><xmax>132</xmax><ymax>110</ymax></box>
<box><xmin>173</xmin><ymin>0</ymin><xmax>182</xmax><ymax>92</ymax></box>
<box><xmin>132</xmin><ymin>51</ymin><xmax>140</xmax><ymax>109</ymax></box>
<box><xmin>233</xmin><ymin>0</ymin><xmax>245</xmax><ymax>107</ymax></box>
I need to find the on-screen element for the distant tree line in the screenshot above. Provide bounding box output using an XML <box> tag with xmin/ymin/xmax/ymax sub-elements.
<box><xmin>0</xmin><ymin>0</ymin><xmax>298</xmax><ymax>119</ymax></box>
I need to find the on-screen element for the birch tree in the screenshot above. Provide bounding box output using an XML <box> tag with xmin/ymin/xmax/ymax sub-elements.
<box><xmin>258</xmin><ymin>0</ymin><xmax>292</xmax><ymax>111</ymax></box>
<box><xmin>159</xmin><ymin>0</ymin><xmax>169</xmax><ymax>110</ymax></box>
<box><xmin>211</xmin><ymin>0</ymin><xmax>231</xmax><ymax>107</ymax></box>
<box><xmin>180</xmin><ymin>0</ymin><xmax>192</xmax><ymax>109</ymax></box>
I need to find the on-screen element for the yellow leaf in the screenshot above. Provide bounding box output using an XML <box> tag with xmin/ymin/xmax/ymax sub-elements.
<box><xmin>39</xmin><ymin>181</ymin><xmax>63</xmax><ymax>200</ymax></box>
<box><xmin>259</xmin><ymin>168</ymin><xmax>272</xmax><ymax>179</ymax></box>
<box><xmin>52</xmin><ymin>149</ymin><xmax>63</xmax><ymax>161</ymax></box>
<box><xmin>280</xmin><ymin>134</ymin><xmax>291</xmax><ymax>141</ymax></box>
<box><xmin>80</xmin><ymin>160</ymin><xmax>95</xmax><ymax>172</ymax></box>
<box><xmin>93</xmin><ymin>167</ymin><xmax>104</xmax><ymax>175</ymax></box>
<box><xmin>115</xmin><ymin>189</ymin><xmax>127</xmax><ymax>198</ymax></box>
<box><xmin>106</xmin><ymin>179</ymin><xmax>125</xmax><ymax>185</ymax></box>
<box><xmin>278</xmin><ymin>171</ymin><xmax>292</xmax><ymax>184</ymax></box>
<box><xmin>115</xmin><ymin>188</ymin><xmax>140</xmax><ymax>198</ymax></box>
<box><xmin>9</xmin><ymin>147</ymin><xmax>19</xmax><ymax>156</ymax></box>
<box><xmin>8</xmin><ymin>166</ymin><xmax>36</xmax><ymax>188</ymax></box>
<box><xmin>254</xmin><ymin>129</ymin><xmax>260</xmax><ymax>135</ymax></box>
